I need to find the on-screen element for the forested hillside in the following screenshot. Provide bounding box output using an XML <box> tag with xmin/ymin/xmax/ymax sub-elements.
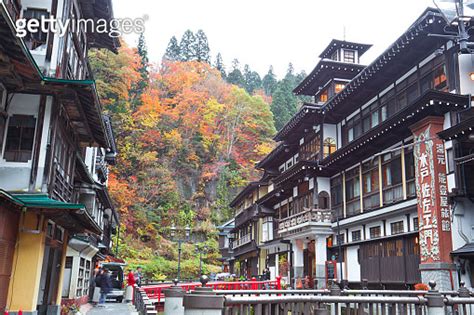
<box><xmin>89</xmin><ymin>31</ymin><xmax>307</xmax><ymax>279</ymax></box>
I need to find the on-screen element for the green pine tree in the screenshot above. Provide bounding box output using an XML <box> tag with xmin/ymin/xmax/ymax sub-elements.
<box><xmin>214</xmin><ymin>53</ymin><xmax>226</xmax><ymax>78</ymax></box>
<box><xmin>164</xmin><ymin>36</ymin><xmax>181</xmax><ymax>61</ymax></box>
<box><xmin>194</xmin><ymin>29</ymin><xmax>210</xmax><ymax>63</ymax></box>
<box><xmin>271</xmin><ymin>78</ymin><xmax>297</xmax><ymax>131</ymax></box>
<box><xmin>179</xmin><ymin>30</ymin><xmax>197</xmax><ymax>61</ymax></box>
<box><xmin>243</xmin><ymin>64</ymin><xmax>262</xmax><ymax>94</ymax></box>
<box><xmin>262</xmin><ymin>66</ymin><xmax>277</xmax><ymax>96</ymax></box>
<box><xmin>130</xmin><ymin>32</ymin><xmax>149</xmax><ymax>109</ymax></box>
<box><xmin>226</xmin><ymin>59</ymin><xmax>245</xmax><ymax>87</ymax></box>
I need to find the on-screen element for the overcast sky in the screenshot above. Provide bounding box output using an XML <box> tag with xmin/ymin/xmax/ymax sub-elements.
<box><xmin>114</xmin><ymin>0</ymin><xmax>435</xmax><ymax>79</ymax></box>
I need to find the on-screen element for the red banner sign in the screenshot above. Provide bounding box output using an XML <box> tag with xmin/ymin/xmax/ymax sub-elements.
<box><xmin>411</xmin><ymin>117</ymin><xmax>452</xmax><ymax>264</ymax></box>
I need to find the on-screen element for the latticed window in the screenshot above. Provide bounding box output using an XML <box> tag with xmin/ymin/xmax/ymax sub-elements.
<box><xmin>390</xmin><ymin>221</ymin><xmax>404</xmax><ymax>235</ymax></box>
<box><xmin>323</xmin><ymin>138</ymin><xmax>336</xmax><ymax>158</ymax></box>
<box><xmin>369</xmin><ymin>226</ymin><xmax>381</xmax><ymax>238</ymax></box>
<box><xmin>4</xmin><ymin>115</ymin><xmax>36</xmax><ymax>162</ymax></box>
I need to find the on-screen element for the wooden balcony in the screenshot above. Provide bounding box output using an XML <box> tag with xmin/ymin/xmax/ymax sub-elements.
<box><xmin>232</xmin><ymin>234</ymin><xmax>252</xmax><ymax>249</ymax></box>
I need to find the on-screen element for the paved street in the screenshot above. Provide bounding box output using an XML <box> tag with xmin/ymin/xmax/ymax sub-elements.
<box><xmin>86</xmin><ymin>303</ymin><xmax>139</xmax><ymax>315</ymax></box>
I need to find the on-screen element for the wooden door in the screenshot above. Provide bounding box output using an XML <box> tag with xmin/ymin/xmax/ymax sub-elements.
<box><xmin>0</xmin><ymin>208</ymin><xmax>19</xmax><ymax>312</ymax></box>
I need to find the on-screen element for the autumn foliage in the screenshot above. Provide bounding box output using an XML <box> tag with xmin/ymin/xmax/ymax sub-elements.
<box><xmin>89</xmin><ymin>42</ymin><xmax>276</xmax><ymax>278</ymax></box>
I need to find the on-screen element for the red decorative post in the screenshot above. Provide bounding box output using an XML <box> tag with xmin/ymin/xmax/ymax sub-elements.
<box><xmin>410</xmin><ymin>116</ymin><xmax>454</xmax><ymax>290</ymax></box>
<box><xmin>276</xmin><ymin>275</ymin><xmax>282</xmax><ymax>290</ymax></box>
<box><xmin>251</xmin><ymin>277</ymin><xmax>257</xmax><ymax>290</ymax></box>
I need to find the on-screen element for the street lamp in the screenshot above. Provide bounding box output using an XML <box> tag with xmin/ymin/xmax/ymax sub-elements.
<box><xmin>169</xmin><ymin>224</ymin><xmax>191</xmax><ymax>281</ymax></box>
<box><xmin>432</xmin><ymin>0</ymin><xmax>474</xmax><ymax>53</ymax></box>
<box><xmin>195</xmin><ymin>245</ymin><xmax>209</xmax><ymax>276</ymax></box>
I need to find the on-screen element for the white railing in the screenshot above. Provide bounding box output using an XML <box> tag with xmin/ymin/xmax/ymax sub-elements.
<box><xmin>232</xmin><ymin>234</ymin><xmax>252</xmax><ymax>248</ymax></box>
<box><xmin>278</xmin><ymin>208</ymin><xmax>332</xmax><ymax>234</ymax></box>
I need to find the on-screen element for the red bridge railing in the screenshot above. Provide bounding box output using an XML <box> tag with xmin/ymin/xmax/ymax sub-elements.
<box><xmin>143</xmin><ymin>276</ymin><xmax>282</xmax><ymax>303</ymax></box>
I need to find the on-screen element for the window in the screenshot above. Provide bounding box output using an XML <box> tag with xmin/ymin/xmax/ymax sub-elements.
<box><xmin>405</xmin><ymin>147</ymin><xmax>416</xmax><ymax>197</ymax></box>
<box><xmin>352</xmin><ymin>230</ymin><xmax>362</xmax><ymax>242</ymax></box>
<box><xmin>413</xmin><ymin>217</ymin><xmax>419</xmax><ymax>231</ymax></box>
<box><xmin>337</xmin><ymin>233</ymin><xmax>345</xmax><ymax>244</ymax></box>
<box><xmin>335</xmin><ymin>83</ymin><xmax>345</xmax><ymax>94</ymax></box>
<box><xmin>23</xmin><ymin>9</ymin><xmax>49</xmax><ymax>50</ymax></box>
<box><xmin>433</xmin><ymin>65</ymin><xmax>447</xmax><ymax>91</ymax></box>
<box><xmin>262</xmin><ymin>217</ymin><xmax>273</xmax><ymax>242</ymax></box>
<box><xmin>447</xmin><ymin>148</ymin><xmax>455</xmax><ymax>173</ymax></box>
<box><xmin>382</xmin><ymin>151</ymin><xmax>403</xmax><ymax>204</ymax></box>
<box><xmin>4</xmin><ymin>115</ymin><xmax>36</xmax><ymax>162</ymax></box>
<box><xmin>300</xmin><ymin>135</ymin><xmax>320</xmax><ymax>161</ymax></box>
<box><xmin>345</xmin><ymin>168</ymin><xmax>361</xmax><ymax>216</ymax></box>
<box><xmin>369</xmin><ymin>226</ymin><xmax>381</xmax><ymax>238</ymax></box>
<box><xmin>318</xmin><ymin>191</ymin><xmax>330</xmax><ymax>210</ymax></box>
<box><xmin>331</xmin><ymin>51</ymin><xmax>338</xmax><ymax>61</ymax></box>
<box><xmin>319</xmin><ymin>89</ymin><xmax>329</xmax><ymax>103</ymax></box>
<box><xmin>331</xmin><ymin>175</ymin><xmax>343</xmax><ymax>218</ymax></box>
<box><xmin>390</xmin><ymin>221</ymin><xmax>404</xmax><ymax>235</ymax></box>
<box><xmin>323</xmin><ymin>137</ymin><xmax>336</xmax><ymax>158</ymax></box>
<box><xmin>343</xmin><ymin>49</ymin><xmax>356</xmax><ymax>63</ymax></box>
<box><xmin>362</xmin><ymin>160</ymin><xmax>380</xmax><ymax>210</ymax></box>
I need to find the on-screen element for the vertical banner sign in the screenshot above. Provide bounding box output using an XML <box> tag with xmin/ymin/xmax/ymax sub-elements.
<box><xmin>411</xmin><ymin>117</ymin><xmax>452</xmax><ymax>264</ymax></box>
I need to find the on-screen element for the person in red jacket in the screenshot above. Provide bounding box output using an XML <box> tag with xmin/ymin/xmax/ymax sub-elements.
<box><xmin>127</xmin><ymin>270</ymin><xmax>136</xmax><ymax>286</ymax></box>
<box><xmin>125</xmin><ymin>270</ymin><xmax>136</xmax><ymax>303</ymax></box>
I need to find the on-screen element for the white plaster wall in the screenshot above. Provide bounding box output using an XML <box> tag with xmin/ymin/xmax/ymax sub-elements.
<box><xmin>451</xmin><ymin>199</ymin><xmax>474</xmax><ymax>251</ymax></box>
<box><xmin>317</xmin><ymin>177</ymin><xmax>330</xmax><ymax>194</ymax></box>
<box><xmin>323</xmin><ymin>123</ymin><xmax>337</xmax><ymax>145</ymax></box>
<box><xmin>0</xmin><ymin>94</ymin><xmax>41</xmax><ymax>191</ymax></box>
<box><xmin>346</xmin><ymin>246</ymin><xmax>360</xmax><ymax>282</ymax></box>
<box><xmin>458</xmin><ymin>54</ymin><xmax>474</xmax><ymax>95</ymax></box>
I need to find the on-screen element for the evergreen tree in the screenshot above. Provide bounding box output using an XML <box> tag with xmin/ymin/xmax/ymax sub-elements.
<box><xmin>130</xmin><ymin>32</ymin><xmax>149</xmax><ymax>108</ymax></box>
<box><xmin>226</xmin><ymin>59</ymin><xmax>245</xmax><ymax>87</ymax></box>
<box><xmin>179</xmin><ymin>30</ymin><xmax>197</xmax><ymax>61</ymax></box>
<box><xmin>194</xmin><ymin>29</ymin><xmax>210</xmax><ymax>63</ymax></box>
<box><xmin>262</xmin><ymin>66</ymin><xmax>277</xmax><ymax>96</ymax></box>
<box><xmin>284</xmin><ymin>62</ymin><xmax>296</xmax><ymax>85</ymax></box>
<box><xmin>163</xmin><ymin>36</ymin><xmax>181</xmax><ymax>61</ymax></box>
<box><xmin>243</xmin><ymin>64</ymin><xmax>262</xmax><ymax>94</ymax></box>
<box><xmin>271</xmin><ymin>78</ymin><xmax>297</xmax><ymax>131</ymax></box>
<box><xmin>214</xmin><ymin>53</ymin><xmax>226</xmax><ymax>78</ymax></box>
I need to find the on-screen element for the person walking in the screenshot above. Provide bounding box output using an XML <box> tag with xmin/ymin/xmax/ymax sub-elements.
<box><xmin>97</xmin><ymin>268</ymin><xmax>112</xmax><ymax>307</ymax></box>
<box><xmin>125</xmin><ymin>269</ymin><xmax>136</xmax><ymax>303</ymax></box>
<box><xmin>134</xmin><ymin>267</ymin><xmax>143</xmax><ymax>287</ymax></box>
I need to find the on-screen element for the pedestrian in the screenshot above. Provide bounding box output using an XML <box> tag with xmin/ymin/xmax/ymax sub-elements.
<box><xmin>97</xmin><ymin>268</ymin><xmax>112</xmax><ymax>307</ymax></box>
<box><xmin>134</xmin><ymin>266</ymin><xmax>143</xmax><ymax>287</ymax></box>
<box><xmin>125</xmin><ymin>269</ymin><xmax>136</xmax><ymax>303</ymax></box>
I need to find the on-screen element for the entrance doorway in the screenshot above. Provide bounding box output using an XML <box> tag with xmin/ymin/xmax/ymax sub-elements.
<box><xmin>37</xmin><ymin>222</ymin><xmax>64</xmax><ymax>315</ymax></box>
<box><xmin>0</xmin><ymin>208</ymin><xmax>20</xmax><ymax>313</ymax></box>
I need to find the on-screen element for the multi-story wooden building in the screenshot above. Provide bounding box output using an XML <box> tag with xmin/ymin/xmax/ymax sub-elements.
<box><xmin>217</xmin><ymin>218</ymin><xmax>235</xmax><ymax>274</ymax></box>
<box><xmin>228</xmin><ymin>7</ymin><xmax>474</xmax><ymax>290</ymax></box>
<box><xmin>0</xmin><ymin>0</ymin><xmax>119</xmax><ymax>314</ymax></box>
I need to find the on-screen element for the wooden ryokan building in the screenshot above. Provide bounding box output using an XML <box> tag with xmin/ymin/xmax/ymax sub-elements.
<box><xmin>0</xmin><ymin>0</ymin><xmax>120</xmax><ymax>314</ymax></box>
<box><xmin>228</xmin><ymin>7</ymin><xmax>474</xmax><ymax>290</ymax></box>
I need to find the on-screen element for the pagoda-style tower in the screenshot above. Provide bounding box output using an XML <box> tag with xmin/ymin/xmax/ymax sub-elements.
<box><xmin>294</xmin><ymin>39</ymin><xmax>372</xmax><ymax>104</ymax></box>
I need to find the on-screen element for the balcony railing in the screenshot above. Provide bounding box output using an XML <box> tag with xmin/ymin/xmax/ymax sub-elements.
<box><xmin>232</xmin><ymin>234</ymin><xmax>252</xmax><ymax>248</ymax></box>
<box><xmin>95</xmin><ymin>155</ymin><xmax>109</xmax><ymax>182</ymax></box>
<box><xmin>278</xmin><ymin>208</ymin><xmax>332</xmax><ymax>235</ymax></box>
<box><xmin>383</xmin><ymin>183</ymin><xmax>404</xmax><ymax>205</ymax></box>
